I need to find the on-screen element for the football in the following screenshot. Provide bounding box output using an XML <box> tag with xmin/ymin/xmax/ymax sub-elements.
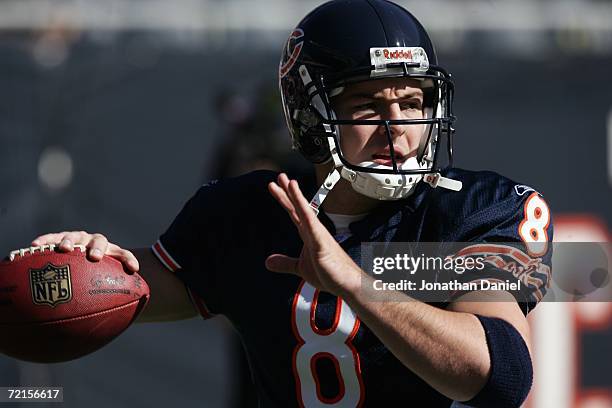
<box><xmin>0</xmin><ymin>245</ymin><xmax>150</xmax><ymax>363</ymax></box>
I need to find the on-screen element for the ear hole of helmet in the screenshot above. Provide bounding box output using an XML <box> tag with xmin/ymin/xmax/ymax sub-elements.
<box><xmin>292</xmin><ymin>106</ymin><xmax>332</xmax><ymax>164</ymax></box>
<box><xmin>297</xmin><ymin>127</ymin><xmax>331</xmax><ymax>164</ymax></box>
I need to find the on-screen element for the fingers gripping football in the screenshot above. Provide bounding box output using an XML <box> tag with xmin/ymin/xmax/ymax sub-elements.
<box><xmin>30</xmin><ymin>231</ymin><xmax>139</xmax><ymax>273</ymax></box>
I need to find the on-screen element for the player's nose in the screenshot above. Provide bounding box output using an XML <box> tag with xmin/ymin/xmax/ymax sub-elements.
<box><xmin>377</xmin><ymin>103</ymin><xmax>407</xmax><ymax>140</ymax></box>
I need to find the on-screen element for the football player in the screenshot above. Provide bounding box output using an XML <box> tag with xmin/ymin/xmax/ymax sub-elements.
<box><xmin>31</xmin><ymin>0</ymin><xmax>552</xmax><ymax>406</ymax></box>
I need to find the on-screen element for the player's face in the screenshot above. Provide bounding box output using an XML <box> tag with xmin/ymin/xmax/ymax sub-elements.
<box><xmin>332</xmin><ymin>78</ymin><xmax>425</xmax><ymax>167</ymax></box>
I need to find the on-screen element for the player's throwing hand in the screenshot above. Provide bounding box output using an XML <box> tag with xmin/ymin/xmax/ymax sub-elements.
<box><xmin>31</xmin><ymin>231</ymin><xmax>139</xmax><ymax>273</ymax></box>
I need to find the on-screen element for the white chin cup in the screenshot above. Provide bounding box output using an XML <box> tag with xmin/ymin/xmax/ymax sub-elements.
<box><xmin>340</xmin><ymin>157</ymin><xmax>426</xmax><ymax>201</ymax></box>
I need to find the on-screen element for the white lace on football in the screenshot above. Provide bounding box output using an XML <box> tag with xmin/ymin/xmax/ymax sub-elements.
<box><xmin>9</xmin><ymin>244</ymin><xmax>86</xmax><ymax>262</ymax></box>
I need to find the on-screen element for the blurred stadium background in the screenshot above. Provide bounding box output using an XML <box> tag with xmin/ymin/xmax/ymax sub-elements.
<box><xmin>0</xmin><ymin>0</ymin><xmax>610</xmax><ymax>407</ymax></box>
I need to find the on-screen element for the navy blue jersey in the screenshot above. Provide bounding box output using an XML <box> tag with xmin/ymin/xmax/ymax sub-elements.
<box><xmin>151</xmin><ymin>168</ymin><xmax>553</xmax><ymax>407</ymax></box>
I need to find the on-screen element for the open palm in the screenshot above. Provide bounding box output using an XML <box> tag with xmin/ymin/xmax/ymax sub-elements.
<box><xmin>265</xmin><ymin>173</ymin><xmax>361</xmax><ymax>297</ymax></box>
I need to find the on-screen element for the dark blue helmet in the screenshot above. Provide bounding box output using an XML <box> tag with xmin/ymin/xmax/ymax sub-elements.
<box><xmin>279</xmin><ymin>0</ymin><xmax>455</xmax><ymax>182</ymax></box>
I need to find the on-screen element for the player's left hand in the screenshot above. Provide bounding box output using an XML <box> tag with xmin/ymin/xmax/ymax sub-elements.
<box><xmin>266</xmin><ymin>173</ymin><xmax>362</xmax><ymax>297</ymax></box>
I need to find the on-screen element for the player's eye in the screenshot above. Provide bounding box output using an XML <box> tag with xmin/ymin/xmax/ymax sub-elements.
<box><xmin>352</xmin><ymin>102</ymin><xmax>376</xmax><ymax>112</ymax></box>
<box><xmin>399</xmin><ymin>99</ymin><xmax>423</xmax><ymax>111</ymax></box>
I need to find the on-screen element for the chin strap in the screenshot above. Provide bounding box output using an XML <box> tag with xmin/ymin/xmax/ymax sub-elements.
<box><xmin>308</xmin><ymin>138</ymin><xmax>463</xmax><ymax>214</ymax></box>
<box><xmin>423</xmin><ymin>173</ymin><xmax>463</xmax><ymax>191</ymax></box>
<box><xmin>309</xmin><ymin>137</ymin><xmax>343</xmax><ymax>214</ymax></box>
<box><xmin>309</xmin><ymin>168</ymin><xmax>341</xmax><ymax>214</ymax></box>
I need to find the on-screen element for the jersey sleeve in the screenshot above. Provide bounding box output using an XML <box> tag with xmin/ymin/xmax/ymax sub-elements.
<box><xmin>151</xmin><ymin>179</ymin><xmax>230</xmax><ymax>319</ymax></box>
<box><xmin>150</xmin><ymin>170</ymin><xmax>279</xmax><ymax>319</ymax></box>
<box><xmin>448</xmin><ymin>187</ymin><xmax>554</xmax><ymax>315</ymax></box>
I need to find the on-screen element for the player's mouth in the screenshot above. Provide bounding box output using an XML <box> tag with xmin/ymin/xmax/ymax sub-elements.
<box><xmin>372</xmin><ymin>153</ymin><xmax>406</xmax><ymax>166</ymax></box>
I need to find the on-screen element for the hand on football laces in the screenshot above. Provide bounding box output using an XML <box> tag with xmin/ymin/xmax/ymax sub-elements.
<box><xmin>266</xmin><ymin>173</ymin><xmax>362</xmax><ymax>296</ymax></box>
<box><xmin>30</xmin><ymin>231</ymin><xmax>139</xmax><ymax>273</ymax></box>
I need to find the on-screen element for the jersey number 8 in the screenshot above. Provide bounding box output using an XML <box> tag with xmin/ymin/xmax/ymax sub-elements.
<box><xmin>519</xmin><ymin>192</ymin><xmax>551</xmax><ymax>256</ymax></box>
<box><xmin>291</xmin><ymin>281</ymin><xmax>365</xmax><ymax>407</ymax></box>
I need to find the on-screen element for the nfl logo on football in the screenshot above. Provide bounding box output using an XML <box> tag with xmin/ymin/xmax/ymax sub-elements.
<box><xmin>29</xmin><ymin>264</ymin><xmax>73</xmax><ymax>307</ymax></box>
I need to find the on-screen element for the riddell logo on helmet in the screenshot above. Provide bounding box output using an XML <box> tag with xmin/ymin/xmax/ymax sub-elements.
<box><xmin>383</xmin><ymin>49</ymin><xmax>413</xmax><ymax>60</ymax></box>
<box><xmin>370</xmin><ymin>47</ymin><xmax>428</xmax><ymax>69</ymax></box>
